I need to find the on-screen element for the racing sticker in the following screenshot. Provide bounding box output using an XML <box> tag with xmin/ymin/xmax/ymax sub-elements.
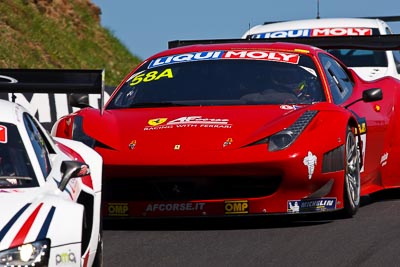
<box><xmin>107</xmin><ymin>203</ymin><xmax>129</xmax><ymax>217</ymax></box>
<box><xmin>288</xmin><ymin>198</ymin><xmax>336</xmax><ymax>213</ymax></box>
<box><xmin>381</xmin><ymin>152</ymin><xmax>389</xmax><ymax>167</ymax></box>
<box><xmin>251</xmin><ymin>28</ymin><xmax>373</xmax><ymax>39</ymax></box>
<box><xmin>128</xmin><ymin>140</ymin><xmax>137</xmax><ymax>150</ymax></box>
<box><xmin>148</xmin><ymin>50</ymin><xmax>300</xmax><ymax>68</ymax></box>
<box><xmin>303</xmin><ymin>151</ymin><xmax>317</xmax><ymax>179</ymax></box>
<box><xmin>280</xmin><ymin>104</ymin><xmax>301</xmax><ymax>110</ymax></box>
<box><xmin>355</xmin><ymin>118</ymin><xmax>367</xmax><ymax>134</ymax></box>
<box><xmin>224</xmin><ymin>200</ymin><xmax>249</xmax><ymax>215</ymax></box>
<box><xmin>223</xmin><ymin>137</ymin><xmax>233</xmax><ymax>147</ymax></box>
<box><xmin>145</xmin><ymin>202</ymin><xmax>206</xmax><ymax>212</ymax></box>
<box><xmin>56</xmin><ymin>251</ymin><xmax>77</xmax><ymax>265</ymax></box>
<box><xmin>355</xmin><ymin>118</ymin><xmax>367</xmax><ymax>172</ymax></box>
<box><xmin>148</xmin><ymin>118</ymin><xmax>168</xmax><ymax>126</ymax></box>
<box><xmin>0</xmin><ymin>125</ymin><xmax>7</xmax><ymax>143</ymax></box>
<box><xmin>144</xmin><ymin>116</ymin><xmax>233</xmax><ymax>130</ymax></box>
<box><xmin>128</xmin><ymin>68</ymin><xmax>174</xmax><ymax>86</ymax></box>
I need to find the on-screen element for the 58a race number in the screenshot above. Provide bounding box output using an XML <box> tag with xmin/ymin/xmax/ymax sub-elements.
<box><xmin>130</xmin><ymin>68</ymin><xmax>173</xmax><ymax>86</ymax></box>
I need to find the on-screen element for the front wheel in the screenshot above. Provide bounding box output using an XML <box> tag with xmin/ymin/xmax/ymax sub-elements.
<box><xmin>342</xmin><ymin>126</ymin><xmax>361</xmax><ymax>217</ymax></box>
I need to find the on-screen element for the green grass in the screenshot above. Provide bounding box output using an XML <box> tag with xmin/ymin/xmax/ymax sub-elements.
<box><xmin>0</xmin><ymin>0</ymin><xmax>141</xmax><ymax>86</ymax></box>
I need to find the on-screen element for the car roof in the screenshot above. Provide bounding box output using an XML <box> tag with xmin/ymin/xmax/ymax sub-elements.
<box><xmin>244</xmin><ymin>17</ymin><xmax>388</xmax><ymax>37</ymax></box>
<box><xmin>149</xmin><ymin>41</ymin><xmax>323</xmax><ymax>60</ymax></box>
<box><xmin>0</xmin><ymin>99</ymin><xmax>25</xmax><ymax>124</ymax></box>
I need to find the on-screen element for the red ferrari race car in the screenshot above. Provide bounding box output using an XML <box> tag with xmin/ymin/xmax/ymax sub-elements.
<box><xmin>52</xmin><ymin>35</ymin><xmax>400</xmax><ymax>219</ymax></box>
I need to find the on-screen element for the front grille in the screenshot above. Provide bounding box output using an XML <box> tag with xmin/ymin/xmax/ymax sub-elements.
<box><xmin>103</xmin><ymin>175</ymin><xmax>282</xmax><ymax>201</ymax></box>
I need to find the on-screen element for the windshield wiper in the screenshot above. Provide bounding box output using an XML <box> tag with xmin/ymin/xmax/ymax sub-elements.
<box><xmin>128</xmin><ymin>102</ymin><xmax>189</xmax><ymax>108</ymax></box>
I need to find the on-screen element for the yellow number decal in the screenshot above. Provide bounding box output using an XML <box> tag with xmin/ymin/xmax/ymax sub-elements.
<box><xmin>130</xmin><ymin>73</ymin><xmax>144</xmax><ymax>86</ymax></box>
<box><xmin>130</xmin><ymin>68</ymin><xmax>173</xmax><ymax>86</ymax></box>
<box><xmin>143</xmin><ymin>71</ymin><xmax>158</xmax><ymax>82</ymax></box>
<box><xmin>155</xmin><ymin>68</ymin><xmax>173</xmax><ymax>80</ymax></box>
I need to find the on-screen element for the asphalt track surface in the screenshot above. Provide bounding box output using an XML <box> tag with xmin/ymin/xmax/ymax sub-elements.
<box><xmin>103</xmin><ymin>189</ymin><xmax>400</xmax><ymax>267</ymax></box>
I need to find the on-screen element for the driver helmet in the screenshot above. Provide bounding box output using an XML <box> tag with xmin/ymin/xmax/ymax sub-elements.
<box><xmin>271</xmin><ymin>66</ymin><xmax>306</xmax><ymax>97</ymax></box>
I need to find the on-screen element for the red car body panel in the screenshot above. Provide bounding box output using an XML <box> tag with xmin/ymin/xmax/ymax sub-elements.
<box><xmin>52</xmin><ymin>41</ymin><xmax>400</xmax><ymax>218</ymax></box>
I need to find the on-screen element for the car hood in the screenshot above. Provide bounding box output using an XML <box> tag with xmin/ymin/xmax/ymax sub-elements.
<box><xmin>83</xmin><ymin>104</ymin><xmax>316</xmax><ymax>152</ymax></box>
<box><xmin>0</xmin><ymin>190</ymin><xmax>82</xmax><ymax>250</ymax></box>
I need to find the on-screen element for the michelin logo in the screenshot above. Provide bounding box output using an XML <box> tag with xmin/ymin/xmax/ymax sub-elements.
<box><xmin>288</xmin><ymin>198</ymin><xmax>337</xmax><ymax>213</ymax></box>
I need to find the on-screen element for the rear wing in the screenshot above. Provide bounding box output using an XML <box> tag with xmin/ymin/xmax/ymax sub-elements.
<box><xmin>168</xmin><ymin>34</ymin><xmax>400</xmax><ymax>50</ymax></box>
<box><xmin>0</xmin><ymin>69</ymin><xmax>105</xmax><ymax>109</ymax></box>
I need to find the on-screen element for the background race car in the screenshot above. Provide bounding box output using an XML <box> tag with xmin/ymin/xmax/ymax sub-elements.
<box><xmin>53</xmin><ymin>35</ymin><xmax>400</xmax><ymax>220</ymax></box>
<box><xmin>241</xmin><ymin>16</ymin><xmax>400</xmax><ymax>81</ymax></box>
<box><xmin>0</xmin><ymin>73</ymin><xmax>103</xmax><ymax>267</ymax></box>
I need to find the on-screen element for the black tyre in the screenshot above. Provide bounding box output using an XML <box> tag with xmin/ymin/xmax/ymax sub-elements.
<box><xmin>342</xmin><ymin>126</ymin><xmax>361</xmax><ymax>217</ymax></box>
<box><xmin>92</xmin><ymin>230</ymin><xmax>103</xmax><ymax>267</ymax></box>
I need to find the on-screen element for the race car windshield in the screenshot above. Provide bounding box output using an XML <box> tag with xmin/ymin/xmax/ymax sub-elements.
<box><xmin>0</xmin><ymin>122</ymin><xmax>38</xmax><ymax>188</ymax></box>
<box><xmin>107</xmin><ymin>52</ymin><xmax>325</xmax><ymax>109</ymax></box>
<box><xmin>327</xmin><ymin>49</ymin><xmax>388</xmax><ymax>67</ymax></box>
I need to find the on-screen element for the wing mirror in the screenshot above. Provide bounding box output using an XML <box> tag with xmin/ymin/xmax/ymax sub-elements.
<box><xmin>345</xmin><ymin>88</ymin><xmax>382</xmax><ymax>108</ymax></box>
<box><xmin>362</xmin><ymin>88</ymin><xmax>383</xmax><ymax>102</ymax></box>
<box><xmin>59</xmin><ymin>161</ymin><xmax>90</xmax><ymax>191</ymax></box>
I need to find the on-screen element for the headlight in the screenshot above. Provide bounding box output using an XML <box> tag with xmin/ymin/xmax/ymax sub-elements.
<box><xmin>268</xmin><ymin>130</ymin><xmax>296</xmax><ymax>151</ymax></box>
<box><xmin>72</xmin><ymin>116</ymin><xmax>96</xmax><ymax>148</ymax></box>
<box><xmin>268</xmin><ymin>110</ymin><xmax>317</xmax><ymax>151</ymax></box>
<box><xmin>0</xmin><ymin>239</ymin><xmax>50</xmax><ymax>267</ymax></box>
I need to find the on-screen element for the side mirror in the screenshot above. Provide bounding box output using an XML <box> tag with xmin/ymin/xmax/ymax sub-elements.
<box><xmin>345</xmin><ymin>88</ymin><xmax>382</xmax><ymax>109</ymax></box>
<box><xmin>362</xmin><ymin>88</ymin><xmax>383</xmax><ymax>102</ymax></box>
<box><xmin>69</xmin><ymin>93</ymin><xmax>91</xmax><ymax>108</ymax></box>
<box><xmin>59</xmin><ymin>161</ymin><xmax>90</xmax><ymax>191</ymax></box>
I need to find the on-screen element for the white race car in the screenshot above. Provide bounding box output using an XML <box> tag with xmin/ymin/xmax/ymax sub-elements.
<box><xmin>242</xmin><ymin>17</ymin><xmax>400</xmax><ymax>81</ymax></box>
<box><xmin>0</xmin><ymin>98</ymin><xmax>103</xmax><ymax>265</ymax></box>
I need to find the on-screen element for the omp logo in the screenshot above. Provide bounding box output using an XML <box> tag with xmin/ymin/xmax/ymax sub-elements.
<box><xmin>108</xmin><ymin>203</ymin><xmax>129</xmax><ymax>216</ymax></box>
<box><xmin>224</xmin><ymin>200</ymin><xmax>249</xmax><ymax>214</ymax></box>
<box><xmin>148</xmin><ymin>118</ymin><xmax>168</xmax><ymax>126</ymax></box>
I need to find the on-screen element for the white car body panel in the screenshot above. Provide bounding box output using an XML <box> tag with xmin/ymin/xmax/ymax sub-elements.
<box><xmin>0</xmin><ymin>192</ymin><xmax>83</xmax><ymax>249</ymax></box>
